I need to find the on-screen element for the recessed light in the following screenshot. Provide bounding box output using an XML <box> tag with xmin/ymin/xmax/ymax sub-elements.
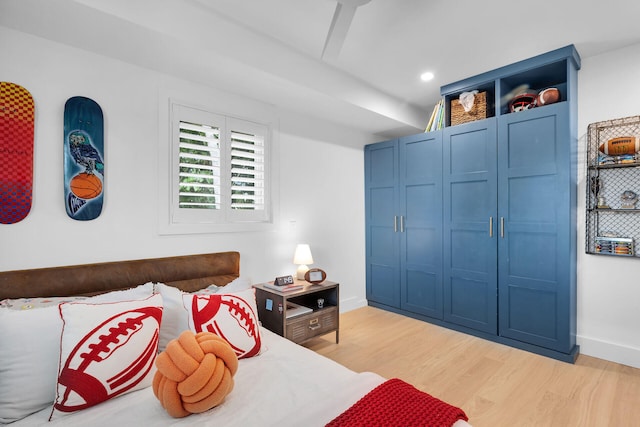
<box><xmin>420</xmin><ymin>71</ymin><xmax>434</xmax><ymax>82</ymax></box>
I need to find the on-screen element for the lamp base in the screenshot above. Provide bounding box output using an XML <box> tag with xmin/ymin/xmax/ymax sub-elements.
<box><xmin>296</xmin><ymin>265</ymin><xmax>309</xmax><ymax>280</ymax></box>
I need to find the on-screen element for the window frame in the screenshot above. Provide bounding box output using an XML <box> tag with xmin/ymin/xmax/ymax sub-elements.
<box><xmin>158</xmin><ymin>89</ymin><xmax>278</xmax><ymax>235</ymax></box>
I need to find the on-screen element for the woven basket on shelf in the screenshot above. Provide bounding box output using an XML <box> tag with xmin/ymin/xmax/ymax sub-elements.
<box><xmin>450</xmin><ymin>91</ymin><xmax>487</xmax><ymax>126</ymax></box>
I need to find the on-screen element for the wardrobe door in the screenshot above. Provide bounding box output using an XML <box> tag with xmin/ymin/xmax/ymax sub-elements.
<box><xmin>443</xmin><ymin>119</ymin><xmax>498</xmax><ymax>333</ymax></box>
<box><xmin>365</xmin><ymin>140</ymin><xmax>401</xmax><ymax>307</ymax></box>
<box><xmin>497</xmin><ymin>104</ymin><xmax>575</xmax><ymax>353</ymax></box>
<box><xmin>399</xmin><ymin>133</ymin><xmax>443</xmax><ymax>319</ymax></box>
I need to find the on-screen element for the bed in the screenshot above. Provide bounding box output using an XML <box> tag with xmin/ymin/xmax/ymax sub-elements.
<box><xmin>0</xmin><ymin>252</ymin><xmax>470</xmax><ymax>426</ymax></box>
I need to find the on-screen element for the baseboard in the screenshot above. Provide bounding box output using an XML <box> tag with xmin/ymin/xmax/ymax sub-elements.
<box><xmin>577</xmin><ymin>335</ymin><xmax>640</xmax><ymax>369</ymax></box>
<box><xmin>339</xmin><ymin>296</ymin><xmax>367</xmax><ymax>313</ymax></box>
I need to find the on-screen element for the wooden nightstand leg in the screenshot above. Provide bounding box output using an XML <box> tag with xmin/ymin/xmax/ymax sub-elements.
<box><xmin>336</xmin><ymin>330</ymin><xmax>339</xmax><ymax>344</ymax></box>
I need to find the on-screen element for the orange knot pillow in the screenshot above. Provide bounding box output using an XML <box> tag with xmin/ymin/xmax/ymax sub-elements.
<box><xmin>152</xmin><ymin>330</ymin><xmax>239</xmax><ymax>418</ymax></box>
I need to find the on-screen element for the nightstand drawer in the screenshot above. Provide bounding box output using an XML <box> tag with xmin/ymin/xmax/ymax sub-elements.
<box><xmin>285</xmin><ymin>306</ymin><xmax>338</xmax><ymax>343</ymax></box>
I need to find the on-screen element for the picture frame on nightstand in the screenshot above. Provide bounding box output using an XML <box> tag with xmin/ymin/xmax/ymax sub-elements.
<box><xmin>304</xmin><ymin>268</ymin><xmax>326</xmax><ymax>284</ymax></box>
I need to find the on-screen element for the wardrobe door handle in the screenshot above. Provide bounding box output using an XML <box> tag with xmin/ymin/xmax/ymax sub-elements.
<box><xmin>400</xmin><ymin>216</ymin><xmax>405</xmax><ymax>233</ymax></box>
<box><xmin>394</xmin><ymin>216</ymin><xmax>398</xmax><ymax>233</ymax></box>
<box><xmin>500</xmin><ymin>217</ymin><xmax>505</xmax><ymax>238</ymax></box>
<box><xmin>489</xmin><ymin>217</ymin><xmax>493</xmax><ymax>237</ymax></box>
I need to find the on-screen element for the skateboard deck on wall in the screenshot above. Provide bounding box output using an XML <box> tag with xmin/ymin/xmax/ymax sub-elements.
<box><xmin>64</xmin><ymin>96</ymin><xmax>104</xmax><ymax>220</ymax></box>
<box><xmin>0</xmin><ymin>82</ymin><xmax>35</xmax><ymax>224</ymax></box>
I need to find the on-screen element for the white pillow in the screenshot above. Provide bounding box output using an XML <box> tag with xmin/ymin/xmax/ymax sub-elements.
<box><xmin>0</xmin><ymin>283</ymin><xmax>153</xmax><ymax>424</ymax></box>
<box><xmin>50</xmin><ymin>293</ymin><xmax>163</xmax><ymax>420</ymax></box>
<box><xmin>154</xmin><ymin>282</ymin><xmax>224</xmax><ymax>352</ymax></box>
<box><xmin>221</xmin><ymin>276</ymin><xmax>252</xmax><ymax>293</ymax></box>
<box><xmin>0</xmin><ymin>304</ymin><xmax>61</xmax><ymax>424</ymax></box>
<box><xmin>183</xmin><ymin>288</ymin><xmax>263</xmax><ymax>359</ymax></box>
<box><xmin>154</xmin><ymin>283</ymin><xmax>188</xmax><ymax>352</ymax></box>
<box><xmin>0</xmin><ymin>295</ymin><xmax>87</xmax><ymax>310</ymax></box>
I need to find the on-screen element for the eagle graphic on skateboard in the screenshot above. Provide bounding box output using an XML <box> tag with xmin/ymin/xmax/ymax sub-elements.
<box><xmin>64</xmin><ymin>96</ymin><xmax>104</xmax><ymax>220</ymax></box>
<box><xmin>0</xmin><ymin>82</ymin><xmax>35</xmax><ymax>224</ymax></box>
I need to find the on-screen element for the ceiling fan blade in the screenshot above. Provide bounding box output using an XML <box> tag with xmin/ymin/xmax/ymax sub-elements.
<box><xmin>321</xmin><ymin>0</ymin><xmax>371</xmax><ymax>60</ymax></box>
<box><xmin>322</xmin><ymin>2</ymin><xmax>357</xmax><ymax>59</ymax></box>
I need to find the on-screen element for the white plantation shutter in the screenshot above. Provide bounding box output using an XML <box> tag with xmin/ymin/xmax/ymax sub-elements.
<box><xmin>178</xmin><ymin>121</ymin><xmax>221</xmax><ymax>210</ymax></box>
<box><xmin>171</xmin><ymin>104</ymin><xmax>270</xmax><ymax>225</ymax></box>
<box><xmin>228</xmin><ymin>117</ymin><xmax>267</xmax><ymax>221</ymax></box>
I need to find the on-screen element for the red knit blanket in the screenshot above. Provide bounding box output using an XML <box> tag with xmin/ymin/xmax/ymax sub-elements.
<box><xmin>326</xmin><ymin>378</ymin><xmax>468</xmax><ymax>427</ymax></box>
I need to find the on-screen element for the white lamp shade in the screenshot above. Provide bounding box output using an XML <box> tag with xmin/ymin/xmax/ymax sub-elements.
<box><xmin>293</xmin><ymin>244</ymin><xmax>313</xmax><ymax>279</ymax></box>
<box><xmin>293</xmin><ymin>244</ymin><xmax>314</xmax><ymax>265</ymax></box>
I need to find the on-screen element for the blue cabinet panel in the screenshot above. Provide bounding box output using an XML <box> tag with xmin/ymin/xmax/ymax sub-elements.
<box><xmin>367</xmin><ymin>143</ymin><xmax>396</xmax><ymax>185</ymax></box>
<box><xmin>405</xmin><ymin>184</ymin><xmax>438</xmax><ymax>224</ymax></box>
<box><xmin>369</xmin><ymin>225</ymin><xmax>396</xmax><ymax>260</ymax></box>
<box><xmin>370</xmin><ymin>187</ymin><xmax>395</xmax><ymax>223</ymax></box>
<box><xmin>405</xmin><ymin>270</ymin><xmax>439</xmax><ymax>314</ymax></box>
<box><xmin>365</xmin><ymin>141</ymin><xmax>400</xmax><ymax>307</ymax></box>
<box><xmin>449</xmin><ymin>276</ymin><xmax>492</xmax><ymax>328</ymax></box>
<box><xmin>369</xmin><ymin>262</ymin><xmax>399</xmax><ymax>306</ymax></box>
<box><xmin>505</xmin><ymin>114</ymin><xmax>558</xmax><ymax>170</ymax></box>
<box><xmin>406</xmin><ymin>224</ymin><xmax>437</xmax><ymax>265</ymax></box>
<box><xmin>507</xmin><ymin>231</ymin><xmax>558</xmax><ymax>283</ymax></box>
<box><xmin>400</xmin><ymin>133</ymin><xmax>443</xmax><ymax>318</ymax></box>
<box><xmin>498</xmin><ymin>104</ymin><xmax>575</xmax><ymax>354</ymax></box>
<box><xmin>449</xmin><ymin>128</ymin><xmax>492</xmax><ymax>175</ymax></box>
<box><xmin>443</xmin><ymin>120</ymin><xmax>498</xmax><ymax>334</ymax></box>
<box><xmin>504</xmin><ymin>285</ymin><xmax>558</xmax><ymax>343</ymax></box>
<box><xmin>365</xmin><ymin>133</ymin><xmax>443</xmax><ymax>320</ymax></box>
<box><xmin>450</xmin><ymin>181</ymin><xmax>492</xmax><ymax>222</ymax></box>
<box><xmin>404</xmin><ymin>223</ymin><xmax>441</xmax><ymax>318</ymax></box>
<box><xmin>508</xmin><ymin>175</ymin><xmax>557</xmax><ymax>223</ymax></box>
<box><xmin>404</xmin><ymin>137</ymin><xmax>439</xmax><ymax>181</ymax></box>
<box><xmin>450</xmin><ymin>230</ymin><xmax>493</xmax><ymax>273</ymax></box>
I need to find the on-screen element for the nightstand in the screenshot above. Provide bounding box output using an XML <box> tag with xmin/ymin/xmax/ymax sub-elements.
<box><xmin>253</xmin><ymin>280</ymin><xmax>339</xmax><ymax>344</ymax></box>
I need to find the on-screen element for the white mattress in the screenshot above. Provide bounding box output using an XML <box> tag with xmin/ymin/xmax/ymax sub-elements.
<box><xmin>14</xmin><ymin>327</ymin><xmax>471</xmax><ymax>427</ymax></box>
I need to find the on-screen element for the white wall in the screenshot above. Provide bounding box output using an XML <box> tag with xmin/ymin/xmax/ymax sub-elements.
<box><xmin>577</xmin><ymin>42</ymin><xmax>640</xmax><ymax>368</ymax></box>
<box><xmin>0</xmin><ymin>26</ymin><xmax>375</xmax><ymax>312</ymax></box>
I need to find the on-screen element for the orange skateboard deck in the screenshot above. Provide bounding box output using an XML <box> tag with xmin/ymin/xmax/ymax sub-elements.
<box><xmin>0</xmin><ymin>82</ymin><xmax>34</xmax><ymax>224</ymax></box>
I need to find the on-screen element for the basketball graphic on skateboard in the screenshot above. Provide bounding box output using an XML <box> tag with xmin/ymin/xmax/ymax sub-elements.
<box><xmin>64</xmin><ymin>96</ymin><xmax>104</xmax><ymax>220</ymax></box>
<box><xmin>0</xmin><ymin>82</ymin><xmax>34</xmax><ymax>224</ymax></box>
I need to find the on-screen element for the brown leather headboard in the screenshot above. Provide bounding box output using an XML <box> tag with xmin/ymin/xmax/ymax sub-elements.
<box><xmin>0</xmin><ymin>252</ymin><xmax>240</xmax><ymax>300</ymax></box>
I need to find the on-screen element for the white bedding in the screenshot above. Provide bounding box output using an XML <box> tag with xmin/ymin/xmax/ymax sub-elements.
<box><xmin>14</xmin><ymin>327</ymin><xmax>471</xmax><ymax>427</ymax></box>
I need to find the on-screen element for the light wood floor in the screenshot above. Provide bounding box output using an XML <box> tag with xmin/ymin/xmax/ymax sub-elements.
<box><xmin>304</xmin><ymin>306</ymin><xmax>640</xmax><ymax>427</ymax></box>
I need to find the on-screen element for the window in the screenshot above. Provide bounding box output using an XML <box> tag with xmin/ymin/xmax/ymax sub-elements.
<box><xmin>169</xmin><ymin>103</ymin><xmax>271</xmax><ymax>227</ymax></box>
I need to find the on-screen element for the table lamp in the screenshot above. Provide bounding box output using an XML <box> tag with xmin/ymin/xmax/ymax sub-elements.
<box><xmin>293</xmin><ymin>244</ymin><xmax>314</xmax><ymax>280</ymax></box>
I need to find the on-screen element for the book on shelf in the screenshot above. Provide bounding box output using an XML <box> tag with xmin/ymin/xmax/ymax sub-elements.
<box><xmin>425</xmin><ymin>101</ymin><xmax>438</xmax><ymax>132</ymax></box>
<box><xmin>285</xmin><ymin>302</ymin><xmax>313</xmax><ymax>318</ymax></box>
<box><xmin>425</xmin><ymin>99</ymin><xmax>445</xmax><ymax>132</ymax></box>
<box><xmin>436</xmin><ymin>98</ymin><xmax>445</xmax><ymax>129</ymax></box>
<box><xmin>263</xmin><ymin>282</ymin><xmax>304</xmax><ymax>292</ymax></box>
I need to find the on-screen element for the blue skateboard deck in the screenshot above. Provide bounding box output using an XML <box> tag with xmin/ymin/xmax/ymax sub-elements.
<box><xmin>0</xmin><ymin>82</ymin><xmax>35</xmax><ymax>224</ymax></box>
<box><xmin>64</xmin><ymin>96</ymin><xmax>104</xmax><ymax>220</ymax></box>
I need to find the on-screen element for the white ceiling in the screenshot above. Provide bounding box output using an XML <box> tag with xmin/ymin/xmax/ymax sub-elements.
<box><xmin>2</xmin><ymin>0</ymin><xmax>640</xmax><ymax>138</ymax></box>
